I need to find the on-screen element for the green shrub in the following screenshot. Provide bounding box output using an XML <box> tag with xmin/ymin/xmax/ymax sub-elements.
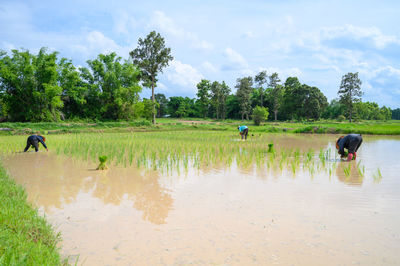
<box><xmin>337</xmin><ymin>115</ymin><xmax>346</xmax><ymax>122</ymax></box>
<box><xmin>252</xmin><ymin>106</ymin><xmax>269</xmax><ymax>126</ymax></box>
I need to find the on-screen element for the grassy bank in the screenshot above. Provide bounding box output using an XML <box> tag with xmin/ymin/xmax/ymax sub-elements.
<box><xmin>1</xmin><ymin>119</ymin><xmax>400</xmax><ymax>135</ymax></box>
<box><xmin>0</xmin><ymin>164</ymin><xmax>66</xmax><ymax>265</ymax></box>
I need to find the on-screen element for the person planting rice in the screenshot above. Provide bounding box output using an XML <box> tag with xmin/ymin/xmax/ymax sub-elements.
<box><xmin>336</xmin><ymin>134</ymin><xmax>362</xmax><ymax>162</ymax></box>
<box><xmin>23</xmin><ymin>135</ymin><xmax>48</xmax><ymax>152</ymax></box>
<box><xmin>238</xmin><ymin>125</ymin><xmax>249</xmax><ymax>140</ymax></box>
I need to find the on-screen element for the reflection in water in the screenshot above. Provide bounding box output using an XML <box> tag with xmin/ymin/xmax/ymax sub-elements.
<box><xmin>3</xmin><ymin>153</ymin><xmax>173</xmax><ymax>225</ymax></box>
<box><xmin>336</xmin><ymin>161</ymin><xmax>364</xmax><ymax>186</ymax></box>
<box><xmin>1</xmin><ymin>134</ymin><xmax>400</xmax><ymax>265</ymax></box>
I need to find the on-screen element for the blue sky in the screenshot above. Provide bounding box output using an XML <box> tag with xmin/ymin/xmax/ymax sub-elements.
<box><xmin>1</xmin><ymin>0</ymin><xmax>400</xmax><ymax>108</ymax></box>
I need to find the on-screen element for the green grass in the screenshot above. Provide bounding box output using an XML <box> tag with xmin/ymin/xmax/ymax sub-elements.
<box><xmin>0</xmin><ymin>164</ymin><xmax>66</xmax><ymax>265</ymax></box>
<box><xmin>1</xmin><ymin>119</ymin><xmax>400</xmax><ymax>135</ymax></box>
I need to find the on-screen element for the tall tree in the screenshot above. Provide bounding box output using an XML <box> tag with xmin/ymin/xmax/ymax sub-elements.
<box><xmin>235</xmin><ymin>77</ymin><xmax>253</xmax><ymax>120</ymax></box>
<box><xmin>219</xmin><ymin>81</ymin><xmax>231</xmax><ymax>120</ymax></box>
<box><xmin>196</xmin><ymin>79</ymin><xmax>211</xmax><ymax>118</ymax></box>
<box><xmin>267</xmin><ymin>72</ymin><xmax>282</xmax><ymax>121</ymax></box>
<box><xmin>210</xmin><ymin>81</ymin><xmax>222</xmax><ymax>119</ymax></box>
<box><xmin>338</xmin><ymin>72</ymin><xmax>362</xmax><ymax>122</ymax></box>
<box><xmin>130</xmin><ymin>31</ymin><xmax>173</xmax><ymax>124</ymax></box>
<box><xmin>209</xmin><ymin>81</ymin><xmax>231</xmax><ymax>120</ymax></box>
<box><xmin>281</xmin><ymin>77</ymin><xmax>302</xmax><ymax>120</ymax></box>
<box><xmin>254</xmin><ymin>70</ymin><xmax>268</xmax><ymax>107</ymax></box>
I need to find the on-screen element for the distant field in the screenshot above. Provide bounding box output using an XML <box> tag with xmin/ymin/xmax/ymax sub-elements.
<box><xmin>1</xmin><ymin>119</ymin><xmax>400</xmax><ymax>135</ymax></box>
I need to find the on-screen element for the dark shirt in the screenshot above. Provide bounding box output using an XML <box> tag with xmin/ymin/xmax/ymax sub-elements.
<box><xmin>338</xmin><ymin>134</ymin><xmax>362</xmax><ymax>155</ymax></box>
<box><xmin>28</xmin><ymin>135</ymin><xmax>47</xmax><ymax>149</ymax></box>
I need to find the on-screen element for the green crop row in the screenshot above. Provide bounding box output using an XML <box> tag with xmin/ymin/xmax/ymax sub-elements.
<box><xmin>0</xmin><ymin>131</ymin><xmax>380</xmax><ymax>182</ymax></box>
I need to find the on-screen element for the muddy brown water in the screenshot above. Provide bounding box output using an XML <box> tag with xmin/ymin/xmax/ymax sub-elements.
<box><xmin>2</xmin><ymin>134</ymin><xmax>400</xmax><ymax>265</ymax></box>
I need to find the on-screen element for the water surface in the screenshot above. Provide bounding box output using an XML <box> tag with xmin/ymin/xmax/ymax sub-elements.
<box><xmin>3</xmin><ymin>134</ymin><xmax>400</xmax><ymax>265</ymax></box>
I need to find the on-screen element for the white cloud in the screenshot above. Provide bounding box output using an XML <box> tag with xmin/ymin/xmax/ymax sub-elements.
<box><xmin>201</xmin><ymin>61</ymin><xmax>218</xmax><ymax>73</ymax></box>
<box><xmin>112</xmin><ymin>11</ymin><xmax>137</xmax><ymax>36</ymax></box>
<box><xmin>150</xmin><ymin>11</ymin><xmax>213</xmax><ymax>52</ymax></box>
<box><xmin>321</xmin><ymin>24</ymin><xmax>400</xmax><ymax>49</ymax></box>
<box><xmin>70</xmin><ymin>31</ymin><xmax>133</xmax><ymax>60</ymax></box>
<box><xmin>86</xmin><ymin>31</ymin><xmax>120</xmax><ymax>52</ymax></box>
<box><xmin>223</xmin><ymin>47</ymin><xmax>248</xmax><ymax>69</ymax></box>
<box><xmin>151</xmin><ymin>11</ymin><xmax>185</xmax><ymax>38</ymax></box>
<box><xmin>1</xmin><ymin>41</ymin><xmax>16</xmax><ymax>51</ymax></box>
<box><xmin>356</xmin><ymin>65</ymin><xmax>400</xmax><ymax>107</ymax></box>
<box><xmin>166</xmin><ymin>60</ymin><xmax>203</xmax><ymax>90</ymax></box>
<box><xmin>192</xmin><ymin>40</ymin><xmax>213</xmax><ymax>51</ymax></box>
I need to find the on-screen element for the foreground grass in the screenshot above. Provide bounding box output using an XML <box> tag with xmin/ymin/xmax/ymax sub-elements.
<box><xmin>0</xmin><ymin>164</ymin><xmax>66</xmax><ymax>265</ymax></box>
<box><xmin>1</xmin><ymin>119</ymin><xmax>400</xmax><ymax>135</ymax></box>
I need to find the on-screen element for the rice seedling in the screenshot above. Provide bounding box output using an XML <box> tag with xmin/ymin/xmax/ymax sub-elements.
<box><xmin>1</xmin><ymin>131</ymin><xmax>376</xmax><ymax>181</ymax></box>
<box><xmin>373</xmin><ymin>168</ymin><xmax>383</xmax><ymax>183</ymax></box>
<box><xmin>343</xmin><ymin>163</ymin><xmax>351</xmax><ymax>177</ymax></box>
<box><xmin>267</xmin><ymin>143</ymin><xmax>274</xmax><ymax>153</ymax></box>
<box><xmin>356</xmin><ymin>161</ymin><xmax>365</xmax><ymax>177</ymax></box>
<box><xmin>97</xmin><ymin>156</ymin><xmax>108</xmax><ymax>170</ymax></box>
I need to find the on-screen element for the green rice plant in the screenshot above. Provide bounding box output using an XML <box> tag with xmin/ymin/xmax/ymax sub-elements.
<box><xmin>2</xmin><ymin>130</ymin><xmax>374</xmax><ymax>177</ymax></box>
<box><xmin>267</xmin><ymin>143</ymin><xmax>274</xmax><ymax>153</ymax></box>
<box><xmin>318</xmin><ymin>148</ymin><xmax>325</xmax><ymax>161</ymax></box>
<box><xmin>343</xmin><ymin>163</ymin><xmax>351</xmax><ymax>177</ymax></box>
<box><xmin>356</xmin><ymin>161</ymin><xmax>365</xmax><ymax>177</ymax></box>
<box><xmin>373</xmin><ymin>168</ymin><xmax>383</xmax><ymax>183</ymax></box>
<box><xmin>97</xmin><ymin>155</ymin><xmax>108</xmax><ymax>170</ymax></box>
<box><xmin>290</xmin><ymin>162</ymin><xmax>297</xmax><ymax>175</ymax></box>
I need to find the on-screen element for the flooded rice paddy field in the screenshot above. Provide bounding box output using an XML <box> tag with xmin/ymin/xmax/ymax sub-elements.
<box><xmin>1</xmin><ymin>132</ymin><xmax>400</xmax><ymax>265</ymax></box>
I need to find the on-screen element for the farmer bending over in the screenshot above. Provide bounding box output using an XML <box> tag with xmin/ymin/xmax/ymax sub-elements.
<box><xmin>238</xmin><ymin>125</ymin><xmax>249</xmax><ymax>140</ymax></box>
<box><xmin>24</xmin><ymin>135</ymin><xmax>48</xmax><ymax>152</ymax></box>
<box><xmin>336</xmin><ymin>134</ymin><xmax>362</xmax><ymax>161</ymax></box>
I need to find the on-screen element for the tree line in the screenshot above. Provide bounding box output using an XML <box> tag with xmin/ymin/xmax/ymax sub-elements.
<box><xmin>0</xmin><ymin>32</ymin><xmax>396</xmax><ymax>123</ymax></box>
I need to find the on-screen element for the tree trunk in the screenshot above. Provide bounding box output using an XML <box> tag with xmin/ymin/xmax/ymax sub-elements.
<box><xmin>349</xmin><ymin>89</ymin><xmax>352</xmax><ymax>123</ymax></box>
<box><xmin>152</xmin><ymin>76</ymin><xmax>156</xmax><ymax>124</ymax></box>
<box><xmin>349</xmin><ymin>109</ymin><xmax>352</xmax><ymax>123</ymax></box>
<box><xmin>274</xmin><ymin>110</ymin><xmax>278</xmax><ymax>121</ymax></box>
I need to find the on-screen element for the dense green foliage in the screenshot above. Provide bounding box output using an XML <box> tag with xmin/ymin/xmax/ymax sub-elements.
<box><xmin>81</xmin><ymin>53</ymin><xmax>142</xmax><ymax>120</ymax></box>
<box><xmin>0</xmin><ymin>164</ymin><xmax>65</xmax><ymax>265</ymax></box>
<box><xmin>0</xmin><ymin>49</ymin><xmax>142</xmax><ymax>121</ymax></box>
<box><xmin>0</xmin><ymin>45</ymin><xmax>396</xmax><ymax>123</ymax></box>
<box><xmin>0</xmin><ymin>48</ymin><xmax>63</xmax><ymax>121</ymax></box>
<box><xmin>391</xmin><ymin>108</ymin><xmax>400</xmax><ymax>120</ymax></box>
